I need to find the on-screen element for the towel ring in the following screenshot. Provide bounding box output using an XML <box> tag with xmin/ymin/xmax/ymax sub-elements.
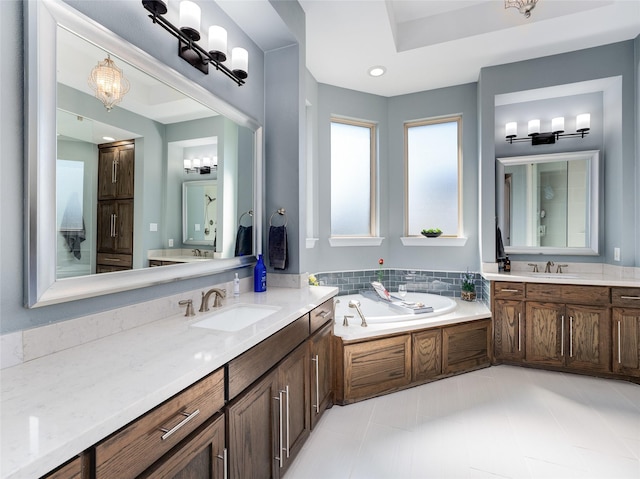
<box><xmin>269</xmin><ymin>208</ymin><xmax>287</xmax><ymax>227</ymax></box>
<box><xmin>238</xmin><ymin>210</ymin><xmax>253</xmax><ymax>226</ymax></box>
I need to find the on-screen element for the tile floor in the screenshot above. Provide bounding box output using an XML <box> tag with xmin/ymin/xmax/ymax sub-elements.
<box><xmin>286</xmin><ymin>365</ymin><xmax>640</xmax><ymax>479</ymax></box>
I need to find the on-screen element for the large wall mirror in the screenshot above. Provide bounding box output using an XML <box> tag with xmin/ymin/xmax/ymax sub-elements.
<box><xmin>496</xmin><ymin>150</ymin><xmax>600</xmax><ymax>256</ymax></box>
<box><xmin>25</xmin><ymin>0</ymin><xmax>263</xmax><ymax>307</ymax></box>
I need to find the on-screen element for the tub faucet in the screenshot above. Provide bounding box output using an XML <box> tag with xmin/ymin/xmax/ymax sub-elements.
<box><xmin>348</xmin><ymin>300</ymin><xmax>368</xmax><ymax>327</ymax></box>
<box><xmin>199</xmin><ymin>288</ymin><xmax>226</xmax><ymax>312</ymax></box>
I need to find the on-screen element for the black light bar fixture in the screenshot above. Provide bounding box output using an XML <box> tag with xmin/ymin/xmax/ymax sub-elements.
<box><xmin>505</xmin><ymin>114</ymin><xmax>590</xmax><ymax>145</ymax></box>
<box><xmin>142</xmin><ymin>0</ymin><xmax>248</xmax><ymax>86</ymax></box>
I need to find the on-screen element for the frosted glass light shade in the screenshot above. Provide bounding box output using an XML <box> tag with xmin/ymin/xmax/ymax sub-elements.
<box><xmin>208</xmin><ymin>26</ymin><xmax>227</xmax><ymax>62</ymax></box>
<box><xmin>528</xmin><ymin>119</ymin><xmax>540</xmax><ymax>136</ymax></box>
<box><xmin>505</xmin><ymin>122</ymin><xmax>517</xmax><ymax>137</ymax></box>
<box><xmin>179</xmin><ymin>1</ymin><xmax>201</xmax><ymax>41</ymax></box>
<box><xmin>576</xmin><ymin>113</ymin><xmax>590</xmax><ymax>131</ymax></box>
<box><xmin>551</xmin><ymin>117</ymin><xmax>564</xmax><ymax>133</ymax></box>
<box><xmin>192</xmin><ymin>158</ymin><xmax>201</xmax><ymax>169</ymax></box>
<box><xmin>183</xmin><ymin>159</ymin><xmax>192</xmax><ymax>170</ymax></box>
<box><xmin>231</xmin><ymin>47</ymin><xmax>249</xmax><ymax>79</ymax></box>
<box><xmin>202</xmin><ymin>157</ymin><xmax>212</xmax><ymax>167</ymax></box>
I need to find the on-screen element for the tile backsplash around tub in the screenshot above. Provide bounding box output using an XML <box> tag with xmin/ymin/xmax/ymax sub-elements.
<box><xmin>312</xmin><ymin>269</ymin><xmax>486</xmax><ymax>303</ymax></box>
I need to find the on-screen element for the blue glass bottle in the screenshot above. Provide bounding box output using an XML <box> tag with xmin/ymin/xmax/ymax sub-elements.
<box><xmin>254</xmin><ymin>254</ymin><xmax>267</xmax><ymax>292</ymax></box>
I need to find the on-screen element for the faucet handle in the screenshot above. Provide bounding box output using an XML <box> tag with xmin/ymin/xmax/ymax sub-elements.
<box><xmin>178</xmin><ymin>299</ymin><xmax>195</xmax><ymax>317</ymax></box>
<box><xmin>556</xmin><ymin>264</ymin><xmax>569</xmax><ymax>274</ymax></box>
<box><xmin>528</xmin><ymin>263</ymin><xmax>539</xmax><ymax>273</ymax></box>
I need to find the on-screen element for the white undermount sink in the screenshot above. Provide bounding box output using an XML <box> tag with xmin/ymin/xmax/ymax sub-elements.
<box><xmin>191</xmin><ymin>303</ymin><xmax>281</xmax><ymax>332</ymax></box>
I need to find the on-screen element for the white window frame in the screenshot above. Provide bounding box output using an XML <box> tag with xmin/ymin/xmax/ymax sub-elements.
<box><xmin>402</xmin><ymin>115</ymin><xmax>466</xmax><ymax>246</ymax></box>
<box><xmin>329</xmin><ymin>117</ymin><xmax>379</xmax><ymax>245</ymax></box>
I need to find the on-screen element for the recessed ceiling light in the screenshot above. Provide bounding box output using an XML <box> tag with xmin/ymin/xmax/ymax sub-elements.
<box><xmin>368</xmin><ymin>66</ymin><xmax>386</xmax><ymax>77</ymax></box>
<box><xmin>102</xmin><ymin>136</ymin><xmax>116</xmax><ymax>142</ymax></box>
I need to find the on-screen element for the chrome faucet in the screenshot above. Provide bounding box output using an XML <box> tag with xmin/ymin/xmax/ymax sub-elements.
<box><xmin>544</xmin><ymin>261</ymin><xmax>554</xmax><ymax>273</ymax></box>
<box><xmin>348</xmin><ymin>300</ymin><xmax>368</xmax><ymax>327</ymax></box>
<box><xmin>199</xmin><ymin>288</ymin><xmax>226</xmax><ymax>312</ymax></box>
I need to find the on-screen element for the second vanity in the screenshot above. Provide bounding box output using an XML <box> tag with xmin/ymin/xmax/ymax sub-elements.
<box><xmin>0</xmin><ymin>286</ymin><xmax>338</xmax><ymax>479</ymax></box>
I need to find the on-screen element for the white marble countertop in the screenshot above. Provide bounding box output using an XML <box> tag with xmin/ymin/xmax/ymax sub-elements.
<box><xmin>483</xmin><ymin>271</ymin><xmax>640</xmax><ymax>287</ymax></box>
<box><xmin>333</xmin><ymin>298</ymin><xmax>491</xmax><ymax>341</ymax></box>
<box><xmin>0</xmin><ymin>286</ymin><xmax>338</xmax><ymax>479</ymax></box>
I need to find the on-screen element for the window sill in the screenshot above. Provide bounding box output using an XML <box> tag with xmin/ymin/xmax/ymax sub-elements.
<box><xmin>329</xmin><ymin>237</ymin><xmax>385</xmax><ymax>247</ymax></box>
<box><xmin>400</xmin><ymin>236</ymin><xmax>468</xmax><ymax>247</ymax></box>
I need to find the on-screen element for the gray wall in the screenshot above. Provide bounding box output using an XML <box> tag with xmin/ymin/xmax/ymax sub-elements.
<box><xmin>479</xmin><ymin>41</ymin><xmax>638</xmax><ymax>267</ymax></box>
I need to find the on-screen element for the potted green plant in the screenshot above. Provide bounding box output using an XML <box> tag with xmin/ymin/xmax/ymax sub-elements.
<box><xmin>421</xmin><ymin>228</ymin><xmax>442</xmax><ymax>238</ymax></box>
<box><xmin>461</xmin><ymin>270</ymin><xmax>476</xmax><ymax>301</ymax></box>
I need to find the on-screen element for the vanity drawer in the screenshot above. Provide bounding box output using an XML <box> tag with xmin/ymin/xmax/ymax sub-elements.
<box><xmin>97</xmin><ymin>252</ymin><xmax>132</xmax><ymax>267</ymax></box>
<box><xmin>612</xmin><ymin>287</ymin><xmax>640</xmax><ymax>307</ymax></box>
<box><xmin>310</xmin><ymin>298</ymin><xmax>335</xmax><ymax>333</ymax></box>
<box><xmin>526</xmin><ymin>283</ymin><xmax>609</xmax><ymax>305</ymax></box>
<box><xmin>95</xmin><ymin>367</ymin><xmax>225</xmax><ymax>479</ymax></box>
<box><xmin>493</xmin><ymin>282</ymin><xmax>525</xmax><ymax>299</ymax></box>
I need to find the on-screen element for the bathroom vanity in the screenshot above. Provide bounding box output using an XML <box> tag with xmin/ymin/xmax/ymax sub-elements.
<box><xmin>488</xmin><ymin>272</ymin><xmax>640</xmax><ymax>382</ymax></box>
<box><xmin>1</xmin><ymin>287</ymin><xmax>337</xmax><ymax>479</ymax></box>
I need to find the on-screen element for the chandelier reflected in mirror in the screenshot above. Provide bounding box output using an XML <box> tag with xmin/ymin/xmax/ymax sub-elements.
<box><xmin>505</xmin><ymin>0</ymin><xmax>538</xmax><ymax>18</ymax></box>
<box><xmin>88</xmin><ymin>54</ymin><xmax>131</xmax><ymax>112</ymax></box>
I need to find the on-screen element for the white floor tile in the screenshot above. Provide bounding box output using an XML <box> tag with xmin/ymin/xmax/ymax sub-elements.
<box><xmin>286</xmin><ymin>366</ymin><xmax>640</xmax><ymax>479</ymax></box>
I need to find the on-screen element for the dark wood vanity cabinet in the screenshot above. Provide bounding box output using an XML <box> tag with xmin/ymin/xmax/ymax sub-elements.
<box><xmin>612</xmin><ymin>287</ymin><xmax>640</xmax><ymax>377</ymax></box>
<box><xmin>492</xmin><ymin>282</ymin><xmax>526</xmax><ymax>362</ymax></box>
<box><xmin>40</xmin><ymin>454</ymin><xmax>90</xmax><ymax>479</ymax></box>
<box><xmin>97</xmin><ymin>141</ymin><xmax>135</xmax><ymax>200</ymax></box>
<box><xmin>227</xmin><ymin>341</ymin><xmax>311</xmax><ymax>479</ymax></box>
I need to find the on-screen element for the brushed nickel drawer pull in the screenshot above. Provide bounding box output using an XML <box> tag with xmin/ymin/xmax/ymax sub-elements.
<box><xmin>518</xmin><ymin>313</ymin><xmax>521</xmax><ymax>352</ymax></box>
<box><xmin>620</xmin><ymin>295</ymin><xmax>640</xmax><ymax>300</ymax></box>
<box><xmin>319</xmin><ymin>310</ymin><xmax>331</xmax><ymax>318</ymax></box>
<box><xmin>560</xmin><ymin>315</ymin><xmax>565</xmax><ymax>356</ymax></box>
<box><xmin>569</xmin><ymin>316</ymin><xmax>573</xmax><ymax>358</ymax></box>
<box><xmin>500</xmin><ymin>289</ymin><xmax>519</xmax><ymax>292</ymax></box>
<box><xmin>104</xmin><ymin>257</ymin><xmax>121</xmax><ymax>262</ymax></box>
<box><xmin>159</xmin><ymin>409</ymin><xmax>200</xmax><ymax>440</ymax></box>
<box><xmin>217</xmin><ymin>448</ymin><xmax>228</xmax><ymax>479</ymax></box>
<box><xmin>285</xmin><ymin>385</ymin><xmax>290</xmax><ymax>458</ymax></box>
<box><xmin>312</xmin><ymin>355</ymin><xmax>320</xmax><ymax>413</ymax></box>
<box><xmin>618</xmin><ymin>320</ymin><xmax>621</xmax><ymax>364</ymax></box>
<box><xmin>274</xmin><ymin>392</ymin><xmax>283</xmax><ymax>467</ymax></box>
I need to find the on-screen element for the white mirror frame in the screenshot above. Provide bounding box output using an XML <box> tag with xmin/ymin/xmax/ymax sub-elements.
<box><xmin>496</xmin><ymin>150</ymin><xmax>600</xmax><ymax>256</ymax></box>
<box><xmin>25</xmin><ymin>0</ymin><xmax>263</xmax><ymax>307</ymax></box>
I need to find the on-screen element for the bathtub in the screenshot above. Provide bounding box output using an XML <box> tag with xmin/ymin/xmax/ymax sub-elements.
<box><xmin>334</xmin><ymin>291</ymin><xmax>457</xmax><ymax>324</ymax></box>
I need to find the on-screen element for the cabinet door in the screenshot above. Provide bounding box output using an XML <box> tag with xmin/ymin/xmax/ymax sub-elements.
<box><xmin>227</xmin><ymin>370</ymin><xmax>278</xmax><ymax>479</ymax></box>
<box><xmin>412</xmin><ymin>329</ymin><xmax>442</xmax><ymax>381</ymax></box>
<box><xmin>139</xmin><ymin>414</ymin><xmax>226</xmax><ymax>479</ymax></box>
<box><xmin>98</xmin><ymin>142</ymin><xmax>134</xmax><ymax>200</ymax></box>
<box><xmin>278</xmin><ymin>342</ymin><xmax>311</xmax><ymax>476</ymax></box>
<box><xmin>493</xmin><ymin>299</ymin><xmax>525</xmax><ymax>361</ymax></box>
<box><xmin>613</xmin><ymin>308</ymin><xmax>640</xmax><ymax>377</ymax></box>
<box><xmin>113</xmin><ymin>199</ymin><xmax>134</xmax><ymax>254</ymax></box>
<box><xmin>442</xmin><ymin>319</ymin><xmax>491</xmax><ymax>374</ymax></box>
<box><xmin>309</xmin><ymin>321</ymin><xmax>333</xmax><ymax>429</ymax></box>
<box><xmin>566</xmin><ymin>305</ymin><xmax>610</xmax><ymax>373</ymax></box>
<box><xmin>97</xmin><ymin>201</ymin><xmax>115</xmax><ymax>252</ymax></box>
<box><xmin>41</xmin><ymin>455</ymin><xmax>89</xmax><ymax>479</ymax></box>
<box><xmin>525</xmin><ymin>302</ymin><xmax>564</xmax><ymax>367</ymax></box>
<box><xmin>342</xmin><ymin>335</ymin><xmax>411</xmax><ymax>403</ymax></box>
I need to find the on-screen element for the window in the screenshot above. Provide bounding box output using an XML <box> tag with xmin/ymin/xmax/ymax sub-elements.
<box><xmin>405</xmin><ymin>116</ymin><xmax>461</xmax><ymax>237</ymax></box>
<box><xmin>330</xmin><ymin>118</ymin><xmax>376</xmax><ymax>236</ymax></box>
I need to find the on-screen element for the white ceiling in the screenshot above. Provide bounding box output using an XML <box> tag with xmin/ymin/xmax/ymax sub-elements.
<box><xmin>226</xmin><ymin>0</ymin><xmax>640</xmax><ymax>98</ymax></box>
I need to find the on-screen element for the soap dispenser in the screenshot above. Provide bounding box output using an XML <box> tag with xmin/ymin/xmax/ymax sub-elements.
<box><xmin>233</xmin><ymin>273</ymin><xmax>240</xmax><ymax>297</ymax></box>
<box><xmin>254</xmin><ymin>254</ymin><xmax>267</xmax><ymax>292</ymax></box>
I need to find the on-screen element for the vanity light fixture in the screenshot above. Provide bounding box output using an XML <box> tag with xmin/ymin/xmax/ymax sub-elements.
<box><xmin>184</xmin><ymin>156</ymin><xmax>217</xmax><ymax>174</ymax></box>
<box><xmin>505</xmin><ymin>0</ymin><xmax>538</xmax><ymax>18</ymax></box>
<box><xmin>88</xmin><ymin>54</ymin><xmax>130</xmax><ymax>112</ymax></box>
<box><xmin>505</xmin><ymin>114</ymin><xmax>590</xmax><ymax>145</ymax></box>
<box><xmin>141</xmin><ymin>0</ymin><xmax>248</xmax><ymax>86</ymax></box>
